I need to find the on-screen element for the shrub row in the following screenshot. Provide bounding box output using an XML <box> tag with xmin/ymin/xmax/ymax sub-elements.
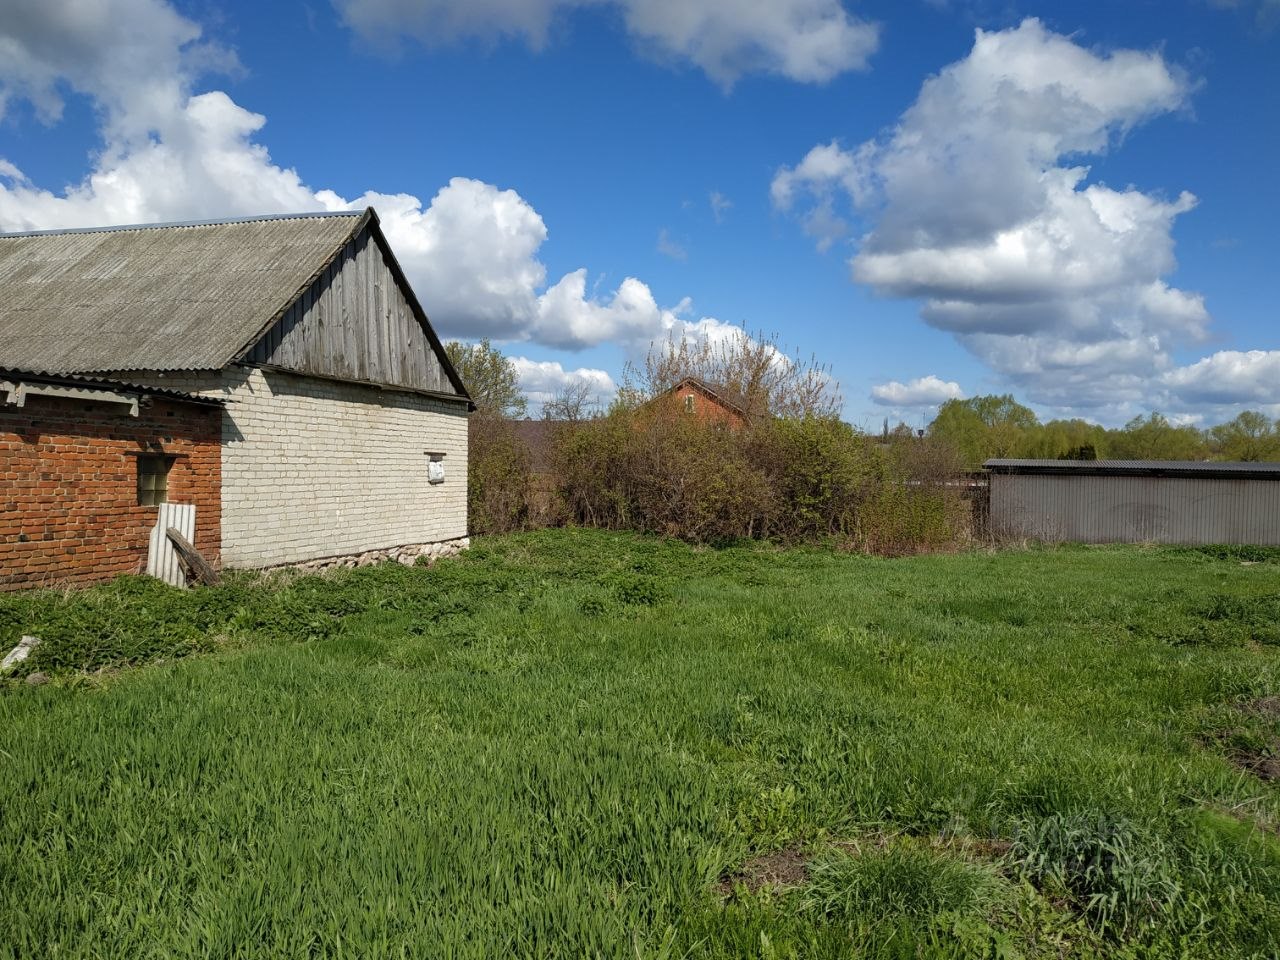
<box><xmin>468</xmin><ymin>409</ymin><xmax>974</xmax><ymax>552</ymax></box>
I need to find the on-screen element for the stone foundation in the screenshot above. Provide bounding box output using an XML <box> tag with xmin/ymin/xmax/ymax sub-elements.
<box><xmin>285</xmin><ymin>537</ymin><xmax>470</xmax><ymax>574</ymax></box>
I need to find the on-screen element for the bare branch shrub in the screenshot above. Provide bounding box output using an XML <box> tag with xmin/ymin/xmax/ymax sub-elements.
<box><xmin>622</xmin><ymin>328</ymin><xmax>842</xmax><ymax>419</ymax></box>
<box><xmin>541</xmin><ymin>381</ymin><xmax>599</xmax><ymax>422</ymax></box>
<box><xmin>855</xmin><ymin>439</ymin><xmax>973</xmax><ymax>555</ymax></box>
<box><xmin>468</xmin><ymin>413</ymin><xmax>532</xmax><ymax>535</ymax></box>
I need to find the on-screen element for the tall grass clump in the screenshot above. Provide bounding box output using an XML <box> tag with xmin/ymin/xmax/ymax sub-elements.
<box><xmin>803</xmin><ymin>843</ymin><xmax>1009</xmax><ymax>925</ymax></box>
<box><xmin>1010</xmin><ymin>812</ymin><xmax>1181</xmax><ymax>937</ymax></box>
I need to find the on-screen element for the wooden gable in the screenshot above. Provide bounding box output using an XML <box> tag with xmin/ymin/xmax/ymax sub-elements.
<box><xmin>243</xmin><ymin>217</ymin><xmax>467</xmax><ymax>401</ymax></box>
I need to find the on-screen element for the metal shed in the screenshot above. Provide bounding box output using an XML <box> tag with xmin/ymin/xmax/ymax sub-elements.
<box><xmin>985</xmin><ymin>459</ymin><xmax>1280</xmax><ymax>545</ymax></box>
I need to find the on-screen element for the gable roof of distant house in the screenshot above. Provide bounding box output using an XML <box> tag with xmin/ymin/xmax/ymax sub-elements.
<box><xmin>0</xmin><ymin>208</ymin><xmax>469</xmax><ymax>398</ymax></box>
<box><xmin>655</xmin><ymin>376</ymin><xmax>752</xmax><ymax>417</ymax></box>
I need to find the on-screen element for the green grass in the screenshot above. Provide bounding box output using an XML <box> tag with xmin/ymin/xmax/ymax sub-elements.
<box><xmin>2</xmin><ymin>530</ymin><xmax>1280</xmax><ymax>958</ymax></box>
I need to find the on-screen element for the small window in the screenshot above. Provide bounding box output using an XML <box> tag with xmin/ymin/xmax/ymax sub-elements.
<box><xmin>137</xmin><ymin>455</ymin><xmax>173</xmax><ymax>506</ymax></box>
<box><xmin>684</xmin><ymin>394</ymin><xmax>695</xmax><ymax>413</ymax></box>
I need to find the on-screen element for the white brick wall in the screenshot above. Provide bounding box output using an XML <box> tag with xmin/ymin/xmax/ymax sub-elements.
<box><xmin>133</xmin><ymin>365</ymin><xmax>469</xmax><ymax>568</ymax></box>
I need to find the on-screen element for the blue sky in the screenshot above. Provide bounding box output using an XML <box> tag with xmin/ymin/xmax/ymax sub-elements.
<box><xmin>0</xmin><ymin>0</ymin><xmax>1276</xmax><ymax>427</ymax></box>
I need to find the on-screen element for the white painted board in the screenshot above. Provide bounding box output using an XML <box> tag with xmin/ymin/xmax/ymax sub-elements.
<box><xmin>147</xmin><ymin>502</ymin><xmax>196</xmax><ymax>588</ymax></box>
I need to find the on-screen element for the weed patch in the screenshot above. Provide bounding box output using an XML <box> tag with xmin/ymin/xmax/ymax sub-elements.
<box><xmin>1185</xmin><ymin>593</ymin><xmax>1280</xmax><ymax>647</ymax></box>
<box><xmin>1176</xmin><ymin>544</ymin><xmax>1280</xmax><ymax>564</ymax></box>
<box><xmin>606</xmin><ymin>573</ymin><xmax>670</xmax><ymax>606</ymax></box>
<box><xmin>1009</xmin><ymin>812</ymin><xmax>1180</xmax><ymax>936</ymax></box>
<box><xmin>802</xmin><ymin>841</ymin><xmax>1010</xmax><ymax>925</ymax></box>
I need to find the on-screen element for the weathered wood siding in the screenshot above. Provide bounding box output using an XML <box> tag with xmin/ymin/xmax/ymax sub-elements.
<box><xmin>247</xmin><ymin>225</ymin><xmax>457</xmax><ymax>395</ymax></box>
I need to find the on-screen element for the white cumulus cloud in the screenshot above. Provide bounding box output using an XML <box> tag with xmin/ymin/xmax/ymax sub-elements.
<box><xmin>335</xmin><ymin>0</ymin><xmax>879</xmax><ymax>87</ymax></box>
<box><xmin>511</xmin><ymin>356</ymin><xmax>616</xmax><ymax>409</ymax></box>
<box><xmin>870</xmin><ymin>375</ymin><xmax>964</xmax><ymax>407</ymax></box>
<box><xmin>1161</xmin><ymin>350</ymin><xmax>1280</xmax><ymax>407</ymax></box>
<box><xmin>774</xmin><ymin>18</ymin><xmax>1216</xmax><ymax>411</ymax></box>
<box><xmin>0</xmin><ymin>0</ymin><xmax>734</xmax><ymax>357</ymax></box>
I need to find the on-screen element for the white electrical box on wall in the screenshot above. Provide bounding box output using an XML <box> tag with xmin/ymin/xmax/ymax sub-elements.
<box><xmin>426</xmin><ymin>451</ymin><xmax>446</xmax><ymax>484</ymax></box>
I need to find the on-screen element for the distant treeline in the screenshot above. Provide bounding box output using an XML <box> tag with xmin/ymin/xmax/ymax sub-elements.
<box><xmin>917</xmin><ymin>395</ymin><xmax>1280</xmax><ymax>468</ymax></box>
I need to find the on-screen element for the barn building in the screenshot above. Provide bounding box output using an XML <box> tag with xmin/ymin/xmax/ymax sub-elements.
<box><xmin>0</xmin><ymin>209</ymin><xmax>472</xmax><ymax>590</ymax></box>
<box><xmin>986</xmin><ymin>459</ymin><xmax>1280</xmax><ymax>545</ymax></box>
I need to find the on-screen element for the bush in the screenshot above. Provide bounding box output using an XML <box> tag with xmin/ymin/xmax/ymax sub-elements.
<box><xmin>553</xmin><ymin>407</ymin><xmax>971</xmax><ymax>553</ymax></box>
<box><xmin>468</xmin><ymin>413</ymin><xmax>532</xmax><ymax>535</ymax></box>
<box><xmin>856</xmin><ymin>441</ymin><xmax>972</xmax><ymax>556</ymax></box>
<box><xmin>556</xmin><ymin>408</ymin><xmax>772</xmax><ymax>542</ymax></box>
<box><xmin>748</xmin><ymin>417</ymin><xmax>871</xmax><ymax>541</ymax></box>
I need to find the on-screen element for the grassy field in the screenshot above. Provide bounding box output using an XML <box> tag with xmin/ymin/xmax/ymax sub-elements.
<box><xmin>2</xmin><ymin>531</ymin><xmax>1280</xmax><ymax>958</ymax></box>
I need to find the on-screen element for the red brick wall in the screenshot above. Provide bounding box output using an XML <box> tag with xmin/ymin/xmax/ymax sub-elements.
<box><xmin>651</xmin><ymin>388</ymin><xmax>750</xmax><ymax>431</ymax></box>
<box><xmin>0</xmin><ymin>394</ymin><xmax>221</xmax><ymax>590</ymax></box>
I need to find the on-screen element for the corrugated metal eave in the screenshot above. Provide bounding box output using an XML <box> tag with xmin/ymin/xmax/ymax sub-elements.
<box><xmin>0</xmin><ymin>366</ymin><xmax>226</xmax><ymax>405</ymax></box>
<box><xmin>985</xmin><ymin>459</ymin><xmax>1280</xmax><ymax>481</ymax></box>
<box><xmin>0</xmin><ymin>210</ymin><xmax>363</xmax><ymax>239</ymax></box>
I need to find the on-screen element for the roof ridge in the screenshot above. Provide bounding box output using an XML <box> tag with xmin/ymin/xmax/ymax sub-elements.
<box><xmin>985</xmin><ymin>458</ymin><xmax>1280</xmax><ymax>473</ymax></box>
<box><xmin>0</xmin><ymin>210</ymin><xmax>365</xmax><ymax>240</ymax></box>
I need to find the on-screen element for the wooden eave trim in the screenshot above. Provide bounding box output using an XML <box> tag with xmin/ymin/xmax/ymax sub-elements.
<box><xmin>243</xmin><ymin>362</ymin><xmax>473</xmax><ymax>409</ymax></box>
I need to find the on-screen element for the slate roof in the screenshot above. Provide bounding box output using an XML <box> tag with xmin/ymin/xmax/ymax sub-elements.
<box><xmin>0</xmin><ymin>211</ymin><xmax>368</xmax><ymax>375</ymax></box>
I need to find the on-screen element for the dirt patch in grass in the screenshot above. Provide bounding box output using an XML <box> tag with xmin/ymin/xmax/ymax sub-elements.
<box><xmin>952</xmin><ymin>836</ymin><xmax>1014</xmax><ymax>860</ymax></box>
<box><xmin>1247</xmin><ymin>696</ymin><xmax>1280</xmax><ymax>720</ymax></box>
<box><xmin>1199</xmin><ymin>696</ymin><xmax>1280</xmax><ymax>783</ymax></box>
<box><xmin>1230</xmin><ymin>745</ymin><xmax>1280</xmax><ymax>782</ymax></box>
<box><xmin>713</xmin><ymin>832</ymin><xmax>1010</xmax><ymax>901</ymax></box>
<box><xmin>716</xmin><ymin>846</ymin><xmax>809</xmax><ymax>896</ymax></box>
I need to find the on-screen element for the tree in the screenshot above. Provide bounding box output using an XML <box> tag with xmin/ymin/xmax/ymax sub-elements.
<box><xmin>928</xmin><ymin>394</ymin><xmax>1039</xmax><ymax>466</ymax></box>
<box><xmin>444</xmin><ymin>338</ymin><xmax>527</xmax><ymax>419</ymax></box>
<box><xmin>542</xmin><ymin>380</ymin><xmax>598</xmax><ymax>422</ymax></box>
<box><xmin>1023</xmin><ymin>419</ymin><xmax>1108</xmax><ymax>461</ymax></box>
<box><xmin>1108</xmin><ymin>413</ymin><xmax>1207</xmax><ymax>461</ymax></box>
<box><xmin>622</xmin><ymin>328</ymin><xmax>841</xmax><ymax>420</ymax></box>
<box><xmin>1209</xmin><ymin>411</ymin><xmax>1280</xmax><ymax>461</ymax></box>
